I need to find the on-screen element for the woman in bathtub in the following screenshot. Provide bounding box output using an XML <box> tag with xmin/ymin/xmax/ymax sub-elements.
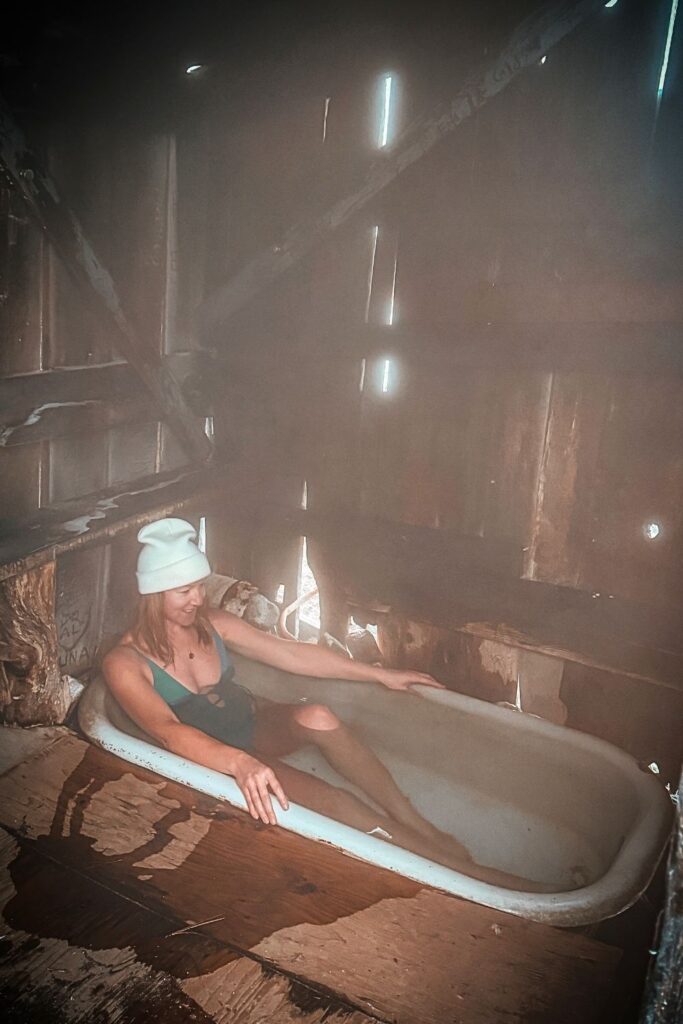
<box><xmin>104</xmin><ymin>517</ymin><xmax>546</xmax><ymax>889</ymax></box>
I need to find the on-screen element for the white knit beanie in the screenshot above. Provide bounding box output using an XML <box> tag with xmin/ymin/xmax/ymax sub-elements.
<box><xmin>136</xmin><ymin>518</ymin><xmax>211</xmax><ymax>595</ymax></box>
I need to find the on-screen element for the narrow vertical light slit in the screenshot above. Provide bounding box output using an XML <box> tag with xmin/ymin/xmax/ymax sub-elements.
<box><xmin>381</xmin><ymin>359</ymin><xmax>391</xmax><ymax>393</ymax></box>
<box><xmin>386</xmin><ymin>250</ymin><xmax>398</xmax><ymax>326</ymax></box>
<box><xmin>379</xmin><ymin>75</ymin><xmax>393</xmax><ymax>148</ymax></box>
<box><xmin>514</xmin><ymin>673</ymin><xmax>523</xmax><ymax>712</ymax></box>
<box><xmin>365</xmin><ymin>225</ymin><xmax>379</xmax><ymax>323</ymax></box>
<box><xmin>198</xmin><ymin>516</ymin><xmax>207</xmax><ymax>554</ymax></box>
<box><xmin>359</xmin><ymin>357</ymin><xmax>367</xmax><ymax>392</ymax></box>
<box><xmin>657</xmin><ymin>0</ymin><xmax>679</xmax><ymax>105</ymax></box>
<box><xmin>322</xmin><ymin>96</ymin><xmax>331</xmax><ymax>143</ymax></box>
<box><xmin>298</xmin><ymin>536</ymin><xmax>321</xmax><ymax>631</ymax></box>
<box><xmin>301</xmin><ymin>479</ymin><xmax>308</xmax><ymax>510</ymax></box>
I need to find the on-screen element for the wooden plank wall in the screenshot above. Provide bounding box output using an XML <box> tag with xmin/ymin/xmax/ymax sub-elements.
<box><xmin>1</xmin><ymin>0</ymin><xmax>681</xmax><ymax>775</ymax></box>
<box><xmin>198</xmin><ymin>2</ymin><xmax>683</xmax><ymax>780</ymax></box>
<box><xmin>0</xmin><ymin>115</ymin><xmax>194</xmax><ymax>676</ymax></box>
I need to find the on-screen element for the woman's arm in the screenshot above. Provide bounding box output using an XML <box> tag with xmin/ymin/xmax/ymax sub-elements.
<box><xmin>208</xmin><ymin>609</ymin><xmax>444</xmax><ymax>691</ymax></box>
<box><xmin>102</xmin><ymin>647</ymin><xmax>288</xmax><ymax>823</ymax></box>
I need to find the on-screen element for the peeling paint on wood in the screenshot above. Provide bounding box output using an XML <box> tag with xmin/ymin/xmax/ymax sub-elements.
<box><xmin>0</xmin><ymin>467</ymin><xmax>212</xmax><ymax>583</ymax></box>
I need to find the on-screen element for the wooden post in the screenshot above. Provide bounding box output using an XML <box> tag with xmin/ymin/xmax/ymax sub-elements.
<box><xmin>0</xmin><ymin>562</ymin><xmax>70</xmax><ymax>726</ymax></box>
<box><xmin>640</xmin><ymin>770</ymin><xmax>683</xmax><ymax>1024</ymax></box>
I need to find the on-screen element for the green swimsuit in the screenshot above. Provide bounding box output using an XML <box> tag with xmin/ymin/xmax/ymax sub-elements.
<box><xmin>141</xmin><ymin>628</ymin><xmax>256</xmax><ymax>751</ymax></box>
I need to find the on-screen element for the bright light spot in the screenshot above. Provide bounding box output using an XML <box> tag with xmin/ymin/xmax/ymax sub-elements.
<box><xmin>643</xmin><ymin>521</ymin><xmax>661</xmax><ymax>540</ymax></box>
<box><xmin>381</xmin><ymin>359</ymin><xmax>392</xmax><ymax>393</ymax></box>
<box><xmin>275</xmin><ymin>583</ymin><xmax>285</xmax><ymax>603</ymax></box>
<box><xmin>648</xmin><ymin>762</ymin><xmax>661</xmax><ymax>774</ymax></box>
<box><xmin>198</xmin><ymin>516</ymin><xmax>207</xmax><ymax>553</ymax></box>
<box><xmin>204</xmin><ymin>415</ymin><xmax>214</xmax><ymax>440</ymax></box>
<box><xmin>604</xmin><ymin>0</ymin><xmax>619</xmax><ymax>7</ymax></box>
<box><xmin>514</xmin><ymin>673</ymin><xmax>523</xmax><ymax>712</ymax></box>
<box><xmin>540</xmin><ymin>55</ymin><xmax>547</xmax><ymax>64</ymax></box>
<box><xmin>185</xmin><ymin>64</ymin><xmax>204</xmax><ymax>75</ymax></box>
<box><xmin>657</xmin><ymin>0</ymin><xmax>679</xmax><ymax>102</ymax></box>
<box><xmin>378</xmin><ymin>74</ymin><xmax>393</xmax><ymax>148</ymax></box>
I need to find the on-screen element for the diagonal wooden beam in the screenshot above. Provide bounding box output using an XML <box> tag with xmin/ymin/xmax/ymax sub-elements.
<box><xmin>200</xmin><ymin>0</ymin><xmax>608</xmax><ymax>333</ymax></box>
<box><xmin>0</xmin><ymin>98</ymin><xmax>213</xmax><ymax>464</ymax></box>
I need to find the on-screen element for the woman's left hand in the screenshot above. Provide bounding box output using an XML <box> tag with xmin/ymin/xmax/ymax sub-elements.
<box><xmin>376</xmin><ymin>668</ymin><xmax>445</xmax><ymax>692</ymax></box>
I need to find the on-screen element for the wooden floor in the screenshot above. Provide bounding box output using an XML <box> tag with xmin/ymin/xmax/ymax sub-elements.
<box><xmin>0</xmin><ymin>727</ymin><xmax>656</xmax><ymax>1023</ymax></box>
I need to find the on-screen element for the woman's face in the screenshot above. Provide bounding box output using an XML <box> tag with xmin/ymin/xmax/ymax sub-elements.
<box><xmin>162</xmin><ymin>580</ymin><xmax>207</xmax><ymax>627</ymax></box>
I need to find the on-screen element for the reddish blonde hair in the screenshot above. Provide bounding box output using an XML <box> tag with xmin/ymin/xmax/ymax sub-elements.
<box><xmin>132</xmin><ymin>592</ymin><xmax>213</xmax><ymax>666</ymax></box>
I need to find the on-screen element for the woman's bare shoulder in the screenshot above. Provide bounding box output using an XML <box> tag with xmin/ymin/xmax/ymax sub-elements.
<box><xmin>102</xmin><ymin>637</ymin><xmax>149</xmax><ymax>679</ymax></box>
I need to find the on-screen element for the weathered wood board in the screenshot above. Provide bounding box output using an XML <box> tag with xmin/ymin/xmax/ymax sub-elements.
<box><xmin>0</xmin><ymin>730</ymin><xmax>632</xmax><ymax>1024</ymax></box>
<box><xmin>0</xmin><ymin>827</ymin><xmax>378</xmax><ymax>1024</ymax></box>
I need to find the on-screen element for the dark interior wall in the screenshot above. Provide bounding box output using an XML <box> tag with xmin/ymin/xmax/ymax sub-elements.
<box><xmin>0</xmin><ymin>107</ymin><xmax>188</xmax><ymax>674</ymax></box>
<box><xmin>194</xmin><ymin>0</ymin><xmax>683</xmax><ymax>776</ymax></box>
<box><xmin>199</xmin><ymin>0</ymin><xmax>683</xmax><ymax>605</ymax></box>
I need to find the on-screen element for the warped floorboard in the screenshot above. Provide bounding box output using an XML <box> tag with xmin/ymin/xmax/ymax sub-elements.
<box><xmin>0</xmin><ymin>730</ymin><xmax>641</xmax><ymax>1023</ymax></box>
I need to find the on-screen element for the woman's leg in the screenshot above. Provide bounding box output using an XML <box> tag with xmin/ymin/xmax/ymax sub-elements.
<box><xmin>252</xmin><ymin>700</ymin><xmax>471</xmax><ymax>859</ymax></box>
<box><xmin>259</xmin><ymin>755</ymin><xmax>554</xmax><ymax>892</ymax></box>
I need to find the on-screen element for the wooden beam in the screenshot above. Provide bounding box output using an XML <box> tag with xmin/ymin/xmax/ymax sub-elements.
<box><xmin>0</xmin><ymin>466</ymin><xmax>220</xmax><ymax>583</ymax></box>
<box><xmin>0</xmin><ymin>352</ymin><xmax>217</xmax><ymax>448</ymax></box>
<box><xmin>0</xmin><ymin>561</ymin><xmax>70</xmax><ymax>725</ymax></box>
<box><xmin>0</xmin><ymin>363</ymin><xmax>148</xmax><ymax>447</ymax></box>
<box><xmin>640</xmin><ymin>769</ymin><xmax>683</xmax><ymax>1024</ymax></box>
<box><xmin>0</xmin><ymin>98</ymin><xmax>212</xmax><ymax>464</ymax></box>
<box><xmin>341</xmin><ymin>322</ymin><xmax>683</xmax><ymax>376</ymax></box>
<box><xmin>231</xmin><ymin>504</ymin><xmax>683</xmax><ymax>691</ymax></box>
<box><xmin>199</xmin><ymin>0</ymin><xmax>608</xmax><ymax>332</ymax></box>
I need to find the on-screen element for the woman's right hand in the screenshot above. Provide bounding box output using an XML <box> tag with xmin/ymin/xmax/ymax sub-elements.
<box><xmin>232</xmin><ymin>752</ymin><xmax>289</xmax><ymax>825</ymax></box>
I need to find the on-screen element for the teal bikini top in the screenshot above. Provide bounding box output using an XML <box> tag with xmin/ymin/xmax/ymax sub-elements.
<box><xmin>137</xmin><ymin>627</ymin><xmax>255</xmax><ymax>752</ymax></box>
<box><xmin>142</xmin><ymin>627</ymin><xmax>234</xmax><ymax>707</ymax></box>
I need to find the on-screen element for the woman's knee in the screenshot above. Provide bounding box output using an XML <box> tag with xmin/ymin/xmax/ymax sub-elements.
<box><xmin>292</xmin><ymin>702</ymin><xmax>340</xmax><ymax>732</ymax></box>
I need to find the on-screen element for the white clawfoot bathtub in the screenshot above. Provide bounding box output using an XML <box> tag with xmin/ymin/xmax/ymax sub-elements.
<box><xmin>78</xmin><ymin>654</ymin><xmax>673</xmax><ymax>926</ymax></box>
